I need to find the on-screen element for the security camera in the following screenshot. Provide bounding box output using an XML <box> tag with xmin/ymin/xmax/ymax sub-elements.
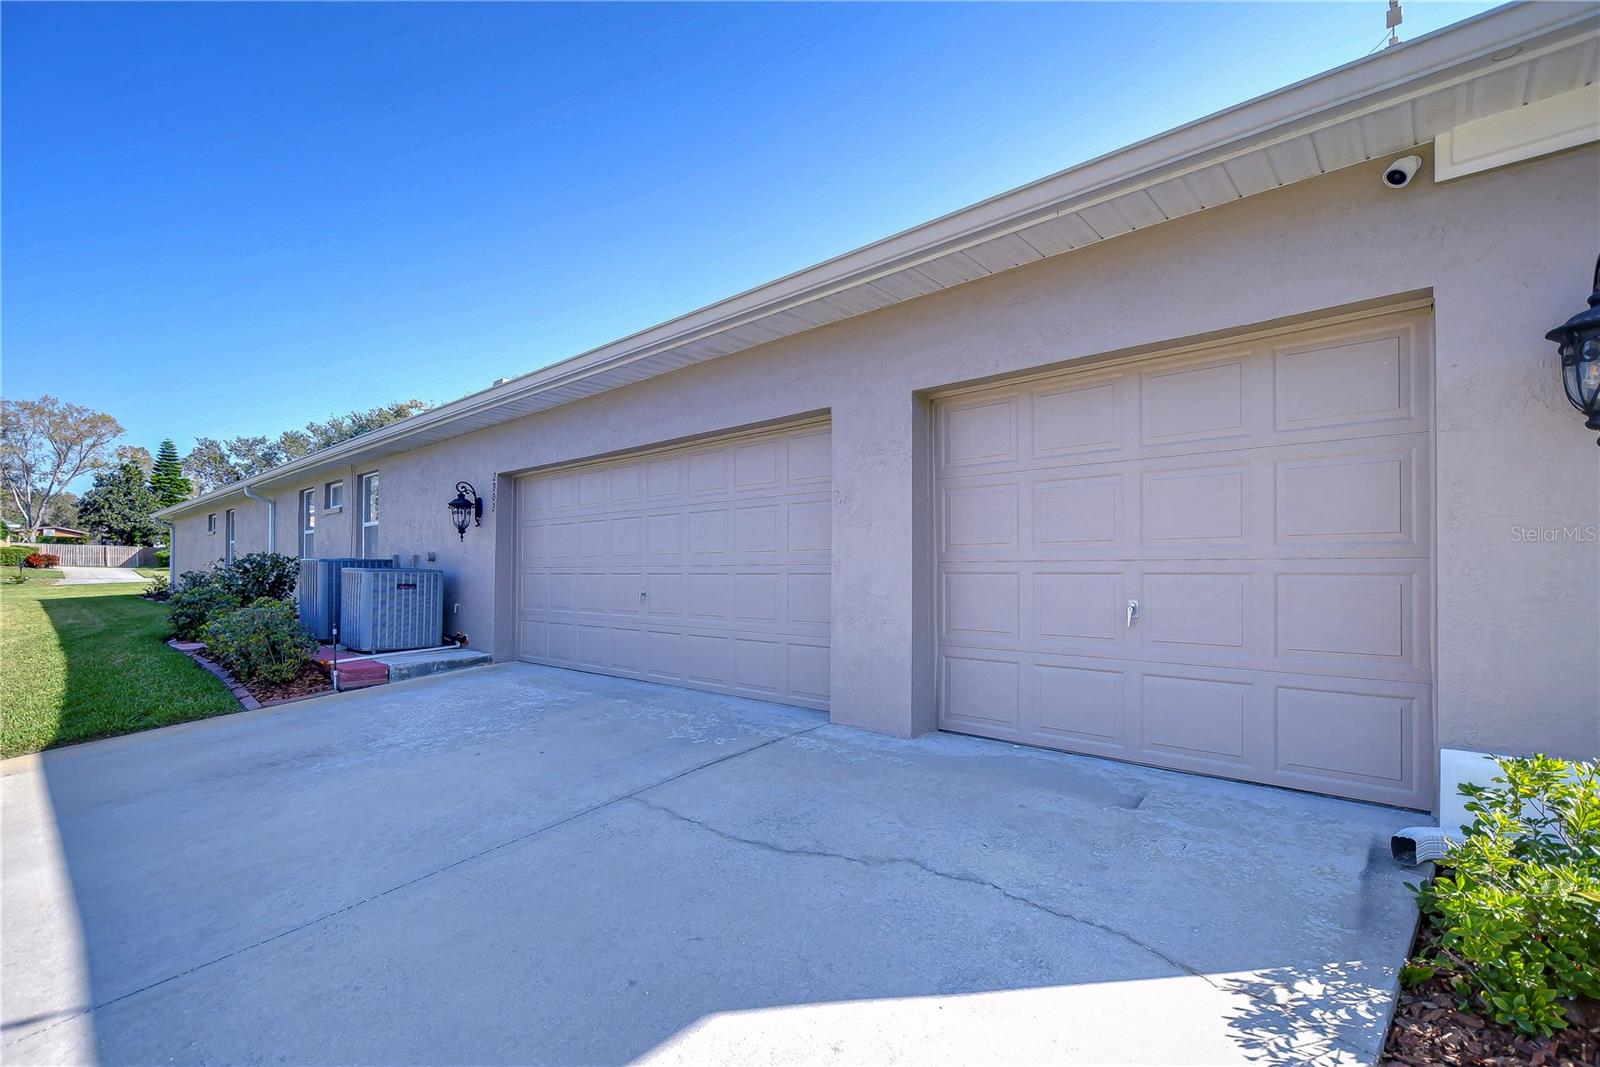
<box><xmin>1382</xmin><ymin>155</ymin><xmax>1423</xmax><ymax>189</ymax></box>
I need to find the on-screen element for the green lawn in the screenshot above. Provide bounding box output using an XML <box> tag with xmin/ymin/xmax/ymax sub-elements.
<box><xmin>10</xmin><ymin>568</ymin><xmax>64</xmax><ymax>581</ymax></box>
<box><xmin>1</xmin><ymin>580</ymin><xmax>238</xmax><ymax>758</ymax></box>
<box><xmin>135</xmin><ymin>567</ymin><xmax>166</xmax><ymax>579</ymax></box>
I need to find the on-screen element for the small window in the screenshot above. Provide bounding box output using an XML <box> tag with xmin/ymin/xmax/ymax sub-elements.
<box><xmin>324</xmin><ymin>479</ymin><xmax>344</xmax><ymax>511</ymax></box>
<box><xmin>224</xmin><ymin>509</ymin><xmax>237</xmax><ymax>564</ymax></box>
<box><xmin>299</xmin><ymin>488</ymin><xmax>316</xmax><ymax>559</ymax></box>
<box><xmin>359</xmin><ymin>472</ymin><xmax>380</xmax><ymax>558</ymax></box>
<box><xmin>207</xmin><ymin>513</ymin><xmax>217</xmax><ymax>534</ymax></box>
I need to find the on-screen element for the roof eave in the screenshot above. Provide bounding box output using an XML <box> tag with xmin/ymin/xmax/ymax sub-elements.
<box><xmin>156</xmin><ymin>1</ymin><xmax>1599</xmax><ymax>520</ymax></box>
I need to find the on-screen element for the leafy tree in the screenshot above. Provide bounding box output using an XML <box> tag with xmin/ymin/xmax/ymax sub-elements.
<box><xmin>116</xmin><ymin>444</ymin><xmax>154</xmax><ymax>474</ymax></box>
<box><xmin>303</xmin><ymin>400</ymin><xmax>428</xmax><ymax>449</ymax></box>
<box><xmin>0</xmin><ymin>396</ymin><xmax>124</xmax><ymax>532</ymax></box>
<box><xmin>181</xmin><ymin>437</ymin><xmax>240</xmax><ymax>494</ymax></box>
<box><xmin>77</xmin><ymin>460</ymin><xmax>163</xmax><ymax>545</ymax></box>
<box><xmin>181</xmin><ymin>400</ymin><xmax>429</xmax><ymax>492</ymax></box>
<box><xmin>44</xmin><ymin>491</ymin><xmax>79</xmax><ymax>528</ymax></box>
<box><xmin>2</xmin><ymin>491</ymin><xmax>77</xmax><ymax>532</ymax></box>
<box><xmin>149</xmin><ymin>439</ymin><xmax>192</xmax><ymax>507</ymax></box>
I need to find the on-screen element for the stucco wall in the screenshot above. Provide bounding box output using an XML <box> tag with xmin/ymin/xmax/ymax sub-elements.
<box><xmin>172</xmin><ymin>144</ymin><xmax>1600</xmax><ymax>764</ymax></box>
<box><xmin>170</xmin><ymin>495</ymin><xmax>269</xmax><ymax>575</ymax></box>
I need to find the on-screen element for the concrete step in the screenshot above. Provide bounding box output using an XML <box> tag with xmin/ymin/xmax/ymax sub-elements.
<box><xmin>377</xmin><ymin>648</ymin><xmax>494</xmax><ymax>682</ymax></box>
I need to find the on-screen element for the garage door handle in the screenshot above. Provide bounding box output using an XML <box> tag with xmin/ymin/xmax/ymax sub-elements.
<box><xmin>1126</xmin><ymin>599</ymin><xmax>1139</xmax><ymax>627</ymax></box>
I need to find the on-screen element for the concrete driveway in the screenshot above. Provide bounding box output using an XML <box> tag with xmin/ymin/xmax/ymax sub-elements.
<box><xmin>52</xmin><ymin>567</ymin><xmax>149</xmax><ymax>585</ymax></box>
<box><xmin>1</xmin><ymin>664</ymin><xmax>1419</xmax><ymax>1065</ymax></box>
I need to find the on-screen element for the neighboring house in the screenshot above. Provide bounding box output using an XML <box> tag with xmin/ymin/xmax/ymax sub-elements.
<box><xmin>157</xmin><ymin>5</ymin><xmax>1600</xmax><ymax>815</ymax></box>
<box><xmin>33</xmin><ymin>526</ymin><xmax>89</xmax><ymax>542</ymax></box>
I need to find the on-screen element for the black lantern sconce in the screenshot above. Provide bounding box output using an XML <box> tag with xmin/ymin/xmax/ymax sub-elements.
<box><xmin>1546</xmin><ymin>255</ymin><xmax>1600</xmax><ymax>446</ymax></box>
<box><xmin>448</xmin><ymin>481</ymin><xmax>483</xmax><ymax>541</ymax></box>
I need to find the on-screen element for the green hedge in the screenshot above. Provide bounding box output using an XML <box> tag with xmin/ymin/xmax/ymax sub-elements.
<box><xmin>0</xmin><ymin>545</ymin><xmax>37</xmax><ymax>567</ymax></box>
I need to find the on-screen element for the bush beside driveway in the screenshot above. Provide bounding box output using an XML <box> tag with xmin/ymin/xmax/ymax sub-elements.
<box><xmin>0</xmin><ymin>579</ymin><xmax>237</xmax><ymax>757</ymax></box>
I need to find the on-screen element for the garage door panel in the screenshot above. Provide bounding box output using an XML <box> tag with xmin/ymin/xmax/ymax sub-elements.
<box><xmin>1138</xmin><ymin>354</ymin><xmax>1254</xmax><ymax>448</ymax></box>
<box><xmin>1032</xmin><ymin>379</ymin><xmax>1124</xmax><ymax>459</ymax></box>
<box><xmin>937</xmin><ymin>433</ymin><xmax>1429</xmax><ymax>562</ymax></box>
<box><xmin>1139</xmin><ymin>672</ymin><xmax>1255</xmax><ymax>766</ymax></box>
<box><xmin>1035</xmin><ymin>571</ymin><xmax>1125</xmax><ymax>642</ymax></box>
<box><xmin>1141</xmin><ymin>465</ymin><xmax>1249</xmax><ymax>545</ymax></box>
<box><xmin>936</xmin><ymin>319</ymin><xmax>1429</xmax><ymax>484</ymax></box>
<box><xmin>936</xmin><ymin>309</ymin><xmax>1433</xmax><ymax>808</ymax></box>
<box><xmin>939</xmin><ymin>393</ymin><xmax>1022</xmax><ymax>471</ymax></box>
<box><xmin>1049</xmin><ymin>653</ymin><xmax>1432</xmax><ymax>806</ymax></box>
<box><xmin>1272</xmin><ymin>326</ymin><xmax>1425</xmax><ymax>433</ymax></box>
<box><xmin>1034</xmin><ymin>663</ymin><xmax>1125</xmax><ymax>746</ymax></box>
<box><xmin>788</xmin><ymin>643</ymin><xmax>831</xmax><ymax>702</ymax></box>
<box><xmin>940</xmin><ymin>653</ymin><xmax>1024</xmax><ymax>734</ymax></box>
<box><xmin>1034</xmin><ymin>475</ymin><xmax>1121</xmax><ymax>546</ymax></box>
<box><xmin>941</xmin><ymin>557</ymin><xmax>1428</xmax><ymax>682</ymax></box>
<box><xmin>518</xmin><ymin>420</ymin><xmax>831</xmax><ymax>710</ymax></box>
<box><xmin>786</xmin><ymin>428</ymin><xmax>832</xmax><ymax>485</ymax></box>
<box><xmin>1275</xmin><ymin>440</ymin><xmax>1428</xmax><ymax>550</ymax></box>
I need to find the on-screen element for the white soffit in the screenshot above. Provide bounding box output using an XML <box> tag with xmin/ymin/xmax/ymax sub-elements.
<box><xmin>1435</xmin><ymin>81</ymin><xmax>1600</xmax><ymax>180</ymax></box>
<box><xmin>158</xmin><ymin>2</ymin><xmax>1600</xmax><ymax>516</ymax></box>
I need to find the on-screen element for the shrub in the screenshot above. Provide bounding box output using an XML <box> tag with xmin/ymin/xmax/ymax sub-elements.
<box><xmin>216</xmin><ymin>552</ymin><xmax>299</xmax><ymax>603</ymax></box>
<box><xmin>37</xmin><ymin>535</ymin><xmax>86</xmax><ymax>544</ymax></box>
<box><xmin>0</xmin><ymin>545</ymin><xmax>36</xmax><ymax>567</ymax></box>
<box><xmin>167</xmin><ymin>571</ymin><xmax>241</xmax><ymax>641</ymax></box>
<box><xmin>24</xmin><ymin>552</ymin><xmax>59</xmax><ymax>569</ymax></box>
<box><xmin>154</xmin><ymin>548</ymin><xmax>170</xmax><ymax>568</ymax></box>
<box><xmin>143</xmin><ymin>574</ymin><xmax>171</xmax><ymax>601</ymax></box>
<box><xmin>204</xmin><ymin>598</ymin><xmax>316</xmax><ymax>686</ymax></box>
<box><xmin>1407</xmin><ymin>755</ymin><xmax>1600</xmax><ymax>1036</ymax></box>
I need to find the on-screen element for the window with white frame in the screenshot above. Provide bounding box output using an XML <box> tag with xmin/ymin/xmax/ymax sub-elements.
<box><xmin>299</xmin><ymin>488</ymin><xmax>316</xmax><ymax>559</ymax></box>
<box><xmin>324</xmin><ymin>479</ymin><xmax>344</xmax><ymax>511</ymax></box>
<box><xmin>207</xmin><ymin>513</ymin><xmax>216</xmax><ymax>534</ymax></box>
<box><xmin>359</xmin><ymin>472</ymin><xmax>380</xmax><ymax>558</ymax></box>
<box><xmin>224</xmin><ymin>509</ymin><xmax>237</xmax><ymax>563</ymax></box>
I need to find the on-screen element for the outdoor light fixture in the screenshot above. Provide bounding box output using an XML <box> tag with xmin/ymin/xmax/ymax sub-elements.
<box><xmin>448</xmin><ymin>481</ymin><xmax>483</xmax><ymax>540</ymax></box>
<box><xmin>1546</xmin><ymin>254</ymin><xmax>1600</xmax><ymax>446</ymax></box>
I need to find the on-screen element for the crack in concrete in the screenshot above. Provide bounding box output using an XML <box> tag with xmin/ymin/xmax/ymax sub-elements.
<box><xmin>629</xmin><ymin>797</ymin><xmax>1392</xmax><ymax>1062</ymax></box>
<box><xmin>3</xmin><ymin>723</ymin><xmax>823</xmax><ymax>1050</ymax></box>
<box><xmin>628</xmin><ymin>794</ymin><xmax>1224</xmax><ymax>991</ymax></box>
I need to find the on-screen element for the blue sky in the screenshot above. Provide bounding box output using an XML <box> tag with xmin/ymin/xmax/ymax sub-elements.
<box><xmin>4</xmin><ymin>1</ymin><xmax>1498</xmax><ymax>476</ymax></box>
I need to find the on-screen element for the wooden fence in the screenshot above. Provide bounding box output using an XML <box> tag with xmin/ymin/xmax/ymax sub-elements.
<box><xmin>14</xmin><ymin>543</ymin><xmax>159</xmax><ymax>568</ymax></box>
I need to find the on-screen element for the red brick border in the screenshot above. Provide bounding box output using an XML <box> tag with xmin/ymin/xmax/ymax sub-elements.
<box><xmin>169</xmin><ymin>639</ymin><xmax>262</xmax><ymax>711</ymax></box>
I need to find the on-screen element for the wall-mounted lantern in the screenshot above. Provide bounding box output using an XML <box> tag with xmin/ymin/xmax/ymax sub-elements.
<box><xmin>448</xmin><ymin>481</ymin><xmax>483</xmax><ymax>541</ymax></box>
<box><xmin>1546</xmin><ymin>255</ymin><xmax>1600</xmax><ymax>446</ymax></box>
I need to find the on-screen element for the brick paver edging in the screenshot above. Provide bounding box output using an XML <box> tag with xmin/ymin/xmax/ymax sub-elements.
<box><xmin>168</xmin><ymin>639</ymin><xmax>263</xmax><ymax>711</ymax></box>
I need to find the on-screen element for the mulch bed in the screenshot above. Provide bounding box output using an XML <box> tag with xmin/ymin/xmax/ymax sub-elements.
<box><xmin>169</xmin><ymin>640</ymin><xmax>336</xmax><ymax>710</ymax></box>
<box><xmin>244</xmin><ymin>662</ymin><xmax>334</xmax><ymax>706</ymax></box>
<box><xmin>1383</xmin><ymin>916</ymin><xmax>1600</xmax><ymax>1067</ymax></box>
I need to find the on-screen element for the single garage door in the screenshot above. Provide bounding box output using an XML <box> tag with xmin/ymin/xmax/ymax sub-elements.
<box><xmin>934</xmin><ymin>308</ymin><xmax>1434</xmax><ymax>808</ymax></box>
<box><xmin>517</xmin><ymin>419</ymin><xmax>832</xmax><ymax>709</ymax></box>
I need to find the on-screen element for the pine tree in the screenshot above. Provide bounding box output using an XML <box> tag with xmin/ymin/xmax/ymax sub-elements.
<box><xmin>148</xmin><ymin>438</ymin><xmax>192</xmax><ymax>507</ymax></box>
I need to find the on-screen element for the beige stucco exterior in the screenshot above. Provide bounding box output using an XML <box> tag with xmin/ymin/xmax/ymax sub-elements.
<box><xmin>169</xmin><ymin>144</ymin><xmax>1600</xmax><ymax>796</ymax></box>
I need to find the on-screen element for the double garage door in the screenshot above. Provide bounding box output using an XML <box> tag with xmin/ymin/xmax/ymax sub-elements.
<box><xmin>516</xmin><ymin>308</ymin><xmax>1433</xmax><ymax>808</ymax></box>
<box><xmin>516</xmin><ymin>420</ymin><xmax>832</xmax><ymax>710</ymax></box>
<box><xmin>934</xmin><ymin>309</ymin><xmax>1434</xmax><ymax>808</ymax></box>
